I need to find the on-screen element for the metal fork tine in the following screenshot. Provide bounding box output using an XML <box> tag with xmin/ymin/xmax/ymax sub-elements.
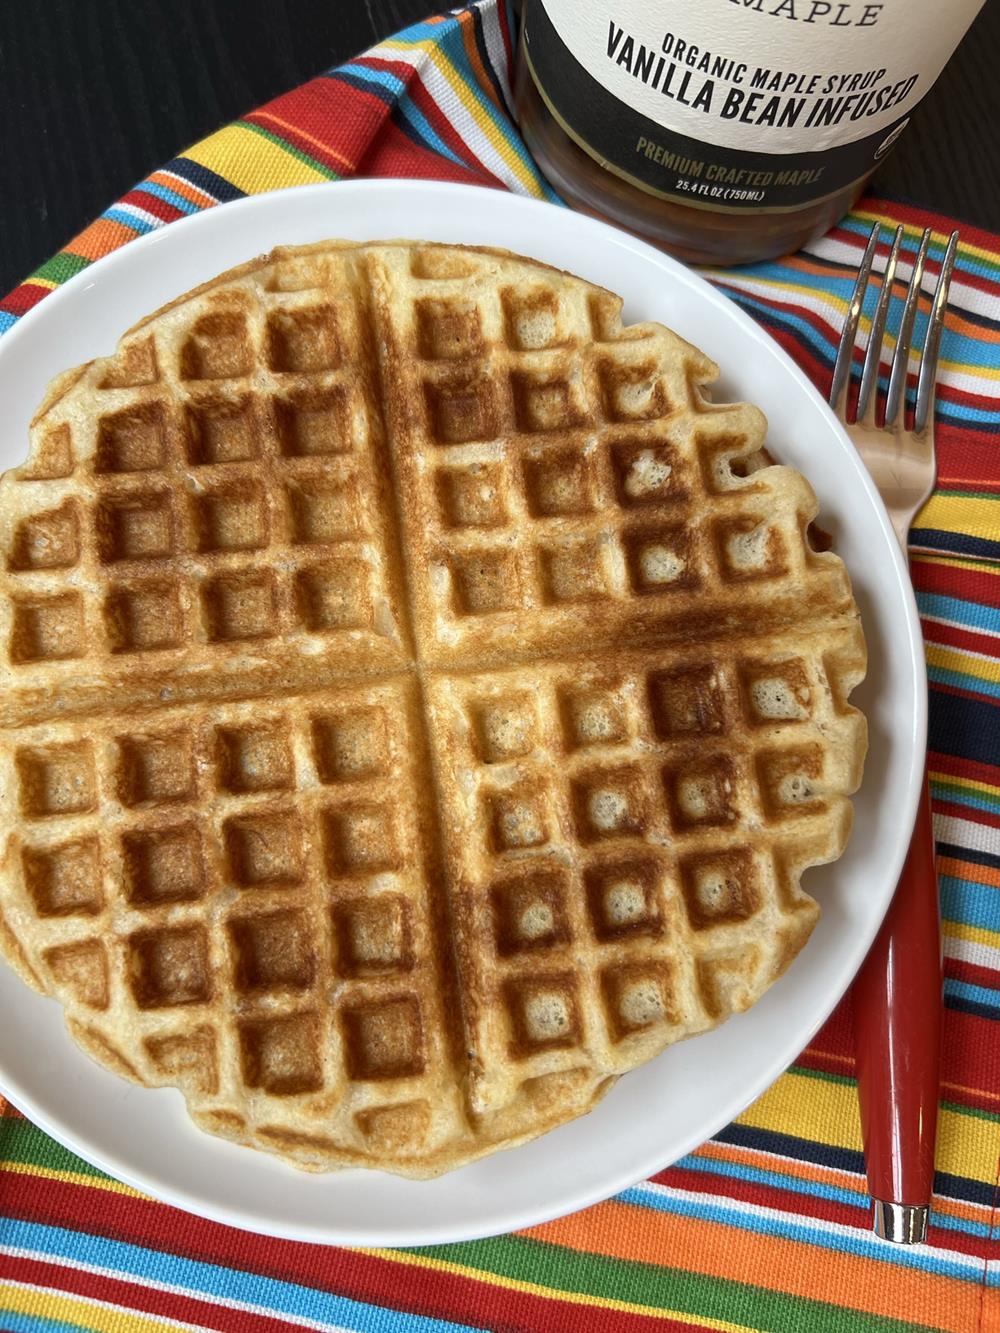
<box><xmin>857</xmin><ymin>225</ymin><xmax>903</xmax><ymax>423</ymax></box>
<box><xmin>830</xmin><ymin>222</ymin><xmax>879</xmax><ymax>416</ymax></box>
<box><xmin>884</xmin><ymin>228</ymin><xmax>931</xmax><ymax>428</ymax></box>
<box><xmin>913</xmin><ymin>229</ymin><xmax>959</xmax><ymax>436</ymax></box>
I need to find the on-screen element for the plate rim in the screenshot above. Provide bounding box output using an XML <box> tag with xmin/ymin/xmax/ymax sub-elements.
<box><xmin>0</xmin><ymin>178</ymin><xmax>926</xmax><ymax>1246</ymax></box>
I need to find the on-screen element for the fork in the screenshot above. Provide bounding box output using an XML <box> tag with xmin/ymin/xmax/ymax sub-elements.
<box><xmin>829</xmin><ymin>221</ymin><xmax>959</xmax><ymax>1244</ymax></box>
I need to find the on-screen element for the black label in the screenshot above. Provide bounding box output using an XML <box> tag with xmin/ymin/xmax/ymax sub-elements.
<box><xmin>524</xmin><ymin>4</ymin><xmax>914</xmax><ymax>211</ymax></box>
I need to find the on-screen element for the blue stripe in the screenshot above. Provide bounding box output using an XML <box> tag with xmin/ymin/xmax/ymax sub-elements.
<box><xmin>715</xmin><ymin>286</ymin><xmax>838</xmax><ymax>364</ymax></box>
<box><xmin>0</xmin><ymin>1315</ymin><xmax>90</xmax><ymax>1333</ymax></box>
<box><xmin>0</xmin><ymin>1219</ymin><xmax>479</xmax><ymax>1333</ymax></box>
<box><xmin>336</xmin><ymin>63</ymin><xmax>468</xmax><ymax>169</ymax></box>
<box><xmin>931</xmin><ymin>779</ymin><xmax>1000</xmax><ymax>815</ymax></box>
<box><xmin>712</xmin><ymin>1124</ymin><xmax>993</xmax><ymax>1205</ymax></box>
<box><xmin>940</xmin><ymin>874</ymin><xmax>1000</xmax><ymax>934</ymax></box>
<box><xmin>101</xmin><ymin>207</ymin><xmax>157</xmax><ymax>236</ymax></box>
<box><xmin>671</xmin><ymin>1153</ymin><xmax>991</xmax><ymax>1239</ymax></box>
<box><xmin>0</xmin><ymin>311</ymin><xmax>17</xmax><ymax>334</ymax></box>
<box><xmin>615</xmin><ymin>1185</ymin><xmax>984</xmax><ymax>1282</ymax></box>
<box><xmin>130</xmin><ymin>180</ymin><xmax>200</xmax><ymax>215</ymax></box>
<box><xmin>945</xmin><ymin>977</ymin><xmax>1000</xmax><ymax>1010</ymax></box>
<box><xmin>918</xmin><ymin>590</ymin><xmax>1000</xmax><ymax>635</ymax></box>
<box><xmin>929</xmin><ymin>663</ymin><xmax>1000</xmax><ymax>701</ymax></box>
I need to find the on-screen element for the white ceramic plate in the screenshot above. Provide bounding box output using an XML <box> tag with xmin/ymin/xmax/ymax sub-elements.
<box><xmin>0</xmin><ymin>180</ymin><xmax>924</xmax><ymax>1246</ymax></box>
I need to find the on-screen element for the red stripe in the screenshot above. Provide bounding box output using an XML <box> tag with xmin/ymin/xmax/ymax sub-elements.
<box><xmin>825</xmin><ymin>219</ymin><xmax>1000</xmax><ymax>304</ymax></box>
<box><xmin>863</xmin><ymin>195</ymin><xmax>1000</xmax><ymax>257</ymax></box>
<box><xmin>119</xmin><ymin>188</ymin><xmax>184</xmax><ymax>225</ymax></box>
<box><xmin>931</xmin><ymin>751</ymin><xmax>1000</xmax><ymax>791</ymax></box>
<box><xmin>356</xmin><ymin>55</ymin><xmax>504</xmax><ymax>188</ymax></box>
<box><xmin>915</xmin><ymin>557</ymin><xmax>1000</xmax><ymax>607</ymax></box>
<box><xmin>0</xmin><ymin>1253</ymin><xmax>312</xmax><ymax>1333</ymax></box>
<box><xmin>0</xmin><ymin>283</ymin><xmax>52</xmax><ymax>318</ymax></box>
<box><xmin>922</xmin><ymin>618</ymin><xmax>1000</xmax><ymax>660</ymax></box>
<box><xmin>947</xmin><ymin>957</ymin><xmax>1000</xmax><ymax>991</ymax></box>
<box><xmin>0</xmin><ymin>1176</ymin><xmax>671</xmax><ymax>1333</ymax></box>
<box><xmin>936</xmin><ymin>796</ymin><xmax>1000</xmax><ymax>829</ymax></box>
<box><xmin>656</xmin><ymin>1168</ymin><xmax>992</xmax><ymax>1262</ymax></box>
<box><xmin>365</xmin><ymin>120</ymin><xmax>495</xmax><ymax>189</ymax></box>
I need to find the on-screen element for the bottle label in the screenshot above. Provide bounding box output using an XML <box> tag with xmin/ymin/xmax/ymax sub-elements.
<box><xmin>523</xmin><ymin>0</ymin><xmax>981</xmax><ymax>211</ymax></box>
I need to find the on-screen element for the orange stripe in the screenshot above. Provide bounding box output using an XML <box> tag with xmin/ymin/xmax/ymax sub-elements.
<box><xmin>693</xmin><ymin>1141</ymin><xmax>989</xmax><ymax>1226</ymax></box>
<box><xmin>694</xmin><ymin>1140</ymin><xmax>865</xmax><ymax>1197</ymax></box>
<box><xmin>457</xmin><ymin>10</ymin><xmax>503</xmax><ymax>113</ymax></box>
<box><xmin>146</xmin><ymin>170</ymin><xmax>216</xmax><ymax>211</ymax></box>
<box><xmin>249</xmin><ymin>110</ymin><xmax>354</xmax><ymax>171</ymax></box>
<box><xmin>526</xmin><ymin>1202</ymin><xmax>980</xmax><ymax>1333</ymax></box>
<box><xmin>772</xmin><ymin>256</ymin><xmax>1000</xmax><ymax>344</ymax></box>
<box><xmin>940</xmin><ymin>854</ymin><xmax>1000</xmax><ymax>890</ymax></box>
<box><xmin>65</xmin><ymin>218</ymin><xmax>140</xmax><ymax>262</ymax></box>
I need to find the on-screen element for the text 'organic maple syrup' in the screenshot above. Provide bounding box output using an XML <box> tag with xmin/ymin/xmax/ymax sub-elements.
<box><xmin>515</xmin><ymin>0</ymin><xmax>984</xmax><ymax>265</ymax></box>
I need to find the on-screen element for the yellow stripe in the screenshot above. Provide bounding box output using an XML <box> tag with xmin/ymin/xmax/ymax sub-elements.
<box><xmin>912</xmin><ymin>551</ymin><xmax>1000</xmax><ymax>577</ymax></box>
<box><xmin>379</xmin><ymin>34</ymin><xmax>546</xmax><ymax>196</ymax></box>
<box><xmin>931</xmin><ymin>769</ymin><xmax>1000</xmax><ymax>801</ymax></box>
<box><xmin>0</xmin><ymin>1282</ymin><xmax>199</xmax><ymax>1333</ymax></box>
<box><xmin>357</xmin><ymin>1247</ymin><xmax>756</xmax><ymax>1331</ymax></box>
<box><xmin>926</xmin><ymin>641</ymin><xmax>1000</xmax><ymax>685</ymax></box>
<box><xmin>24</xmin><ymin>277</ymin><xmax>59</xmax><ymax>293</ymax></box>
<box><xmin>183</xmin><ymin>124</ymin><xmax>330</xmax><ymax>196</ymax></box>
<box><xmin>944</xmin><ymin>920</ymin><xmax>1000</xmax><ymax>951</ymax></box>
<box><xmin>917</xmin><ymin>493</ymin><xmax>1000</xmax><ymax>544</ymax></box>
<box><xmin>1</xmin><ymin>1158</ymin><xmax>145</xmax><ymax>1198</ymax></box>
<box><xmin>851</xmin><ymin>208</ymin><xmax>1000</xmax><ymax>268</ymax></box>
<box><xmin>738</xmin><ymin>1072</ymin><xmax>998</xmax><ymax>1183</ymax></box>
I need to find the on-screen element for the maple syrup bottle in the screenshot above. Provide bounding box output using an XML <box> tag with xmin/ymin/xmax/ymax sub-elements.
<box><xmin>515</xmin><ymin>1</ymin><xmax>984</xmax><ymax>265</ymax></box>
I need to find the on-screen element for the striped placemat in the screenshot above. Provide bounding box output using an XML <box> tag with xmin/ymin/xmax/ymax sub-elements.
<box><xmin>1</xmin><ymin>4</ymin><xmax>997</xmax><ymax>1330</ymax></box>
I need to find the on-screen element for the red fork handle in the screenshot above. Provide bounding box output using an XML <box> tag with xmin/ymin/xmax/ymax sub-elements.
<box><xmin>853</xmin><ymin>774</ymin><xmax>943</xmax><ymax>1243</ymax></box>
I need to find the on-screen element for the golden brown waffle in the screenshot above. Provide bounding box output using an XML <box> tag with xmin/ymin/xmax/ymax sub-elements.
<box><xmin>0</xmin><ymin>241</ymin><xmax>866</xmax><ymax>1175</ymax></box>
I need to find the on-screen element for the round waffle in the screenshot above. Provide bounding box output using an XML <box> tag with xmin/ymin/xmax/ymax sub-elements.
<box><xmin>0</xmin><ymin>241</ymin><xmax>867</xmax><ymax>1175</ymax></box>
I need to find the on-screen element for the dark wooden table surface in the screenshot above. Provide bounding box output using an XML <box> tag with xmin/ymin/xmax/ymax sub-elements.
<box><xmin>2</xmin><ymin>1</ymin><xmax>998</xmax><ymax>295</ymax></box>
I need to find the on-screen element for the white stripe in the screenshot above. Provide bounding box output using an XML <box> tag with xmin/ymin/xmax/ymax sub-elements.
<box><xmin>944</xmin><ymin>932</ymin><xmax>1000</xmax><ymax>970</ymax></box>
<box><xmin>157</xmin><ymin>169</ymin><xmax>220</xmax><ymax>205</ymax></box>
<box><xmin>789</xmin><ymin>230</ymin><xmax>1000</xmax><ymax>323</ymax></box>
<box><xmin>374</xmin><ymin>39</ymin><xmax>534</xmax><ymax>194</ymax></box>
<box><xmin>1</xmin><ymin>1277</ymin><xmax>212</xmax><ymax>1333</ymax></box>
<box><xmin>629</xmin><ymin>1181</ymin><xmax>984</xmax><ymax>1273</ymax></box>
<box><xmin>111</xmin><ymin>202</ymin><xmax>167</xmax><ymax>231</ymax></box>
<box><xmin>922</xmin><ymin>613</ymin><xmax>1000</xmax><ymax>642</ymax></box>
<box><xmin>479</xmin><ymin>2</ymin><xmax>515</xmax><ymax>113</ymax></box>
<box><xmin>0</xmin><ymin>1247</ymin><xmax>357</xmax><ymax>1333</ymax></box>
<box><xmin>934</xmin><ymin>812</ymin><xmax>1000</xmax><ymax>857</ymax></box>
<box><xmin>719</xmin><ymin>271</ymin><xmax>997</xmax><ymax>396</ymax></box>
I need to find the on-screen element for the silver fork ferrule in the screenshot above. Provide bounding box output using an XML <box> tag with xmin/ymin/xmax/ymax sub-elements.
<box><xmin>872</xmin><ymin>1200</ymin><xmax>929</xmax><ymax>1245</ymax></box>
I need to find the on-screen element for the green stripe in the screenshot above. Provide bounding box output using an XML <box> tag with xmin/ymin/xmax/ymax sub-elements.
<box><xmin>236</xmin><ymin>119</ymin><xmax>341</xmax><ymax>180</ymax></box>
<box><xmin>941</xmin><ymin>1098</ymin><xmax>1000</xmax><ymax>1125</ymax></box>
<box><xmin>0</xmin><ymin>1117</ymin><xmax>109</xmax><ymax>1180</ymax></box>
<box><xmin>786</xmin><ymin>1064</ymin><xmax>856</xmax><ymax>1089</ymax></box>
<box><xmin>409</xmin><ymin>1236</ymin><xmax>942</xmax><ymax>1333</ymax></box>
<box><xmin>934</xmin><ymin>489</ymin><xmax>1000</xmax><ymax>502</ymax></box>
<box><xmin>934</xmin><ymin>778</ymin><xmax>1000</xmax><ymax>812</ymax></box>
<box><xmin>29</xmin><ymin>252</ymin><xmax>92</xmax><ymax>286</ymax></box>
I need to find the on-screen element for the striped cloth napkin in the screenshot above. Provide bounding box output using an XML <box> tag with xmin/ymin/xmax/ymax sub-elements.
<box><xmin>1</xmin><ymin>4</ymin><xmax>997</xmax><ymax>1330</ymax></box>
